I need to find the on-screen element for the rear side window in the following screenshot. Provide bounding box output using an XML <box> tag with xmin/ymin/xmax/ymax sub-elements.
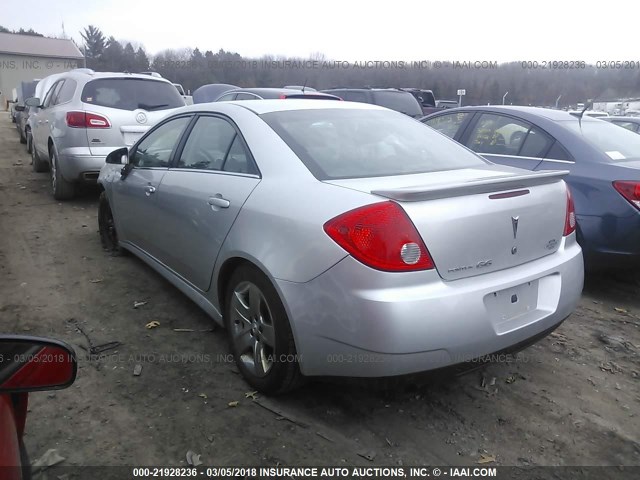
<box><xmin>466</xmin><ymin>113</ymin><xmax>531</xmax><ymax>155</ymax></box>
<box><xmin>56</xmin><ymin>79</ymin><xmax>77</xmax><ymax>104</ymax></box>
<box><xmin>371</xmin><ymin>91</ymin><xmax>423</xmax><ymax>117</ymax></box>
<box><xmin>178</xmin><ymin>116</ymin><xmax>237</xmax><ymax>171</ymax></box>
<box><xmin>546</xmin><ymin>141</ymin><xmax>573</xmax><ymax>161</ymax></box>
<box><xmin>262</xmin><ymin>109</ymin><xmax>488</xmax><ymax>180</ymax></box>
<box><xmin>424</xmin><ymin>112</ymin><xmax>471</xmax><ymax>138</ymax></box>
<box><xmin>518</xmin><ymin>126</ymin><xmax>553</xmax><ymax>158</ymax></box>
<box><xmin>81</xmin><ymin>78</ymin><xmax>184</xmax><ymax>111</ymax></box>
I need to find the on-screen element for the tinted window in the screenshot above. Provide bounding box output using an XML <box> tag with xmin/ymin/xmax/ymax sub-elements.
<box><xmin>235</xmin><ymin>93</ymin><xmax>259</xmax><ymax>100</ymax></box>
<box><xmin>131</xmin><ymin>117</ymin><xmax>191</xmax><ymax>168</ymax></box>
<box><xmin>81</xmin><ymin>78</ymin><xmax>184</xmax><ymax>111</ymax></box>
<box><xmin>341</xmin><ymin>91</ymin><xmax>369</xmax><ymax>103</ymax></box>
<box><xmin>223</xmin><ymin>136</ymin><xmax>257</xmax><ymax>174</ymax></box>
<box><xmin>424</xmin><ymin>112</ymin><xmax>471</xmax><ymax>138</ymax></box>
<box><xmin>519</xmin><ymin>126</ymin><xmax>553</xmax><ymax>157</ymax></box>
<box><xmin>178</xmin><ymin>116</ymin><xmax>237</xmax><ymax>171</ymax></box>
<box><xmin>43</xmin><ymin>81</ymin><xmax>63</xmax><ymax>108</ymax></box>
<box><xmin>565</xmin><ymin>119</ymin><xmax>640</xmax><ymax>161</ymax></box>
<box><xmin>216</xmin><ymin>93</ymin><xmax>236</xmax><ymax>101</ymax></box>
<box><xmin>466</xmin><ymin>113</ymin><xmax>530</xmax><ymax>155</ymax></box>
<box><xmin>612</xmin><ymin>121</ymin><xmax>638</xmax><ymax>132</ymax></box>
<box><xmin>371</xmin><ymin>91</ymin><xmax>423</xmax><ymax>117</ymax></box>
<box><xmin>262</xmin><ymin>109</ymin><xmax>488</xmax><ymax>180</ymax></box>
<box><xmin>546</xmin><ymin>141</ymin><xmax>573</xmax><ymax>161</ymax></box>
<box><xmin>55</xmin><ymin>79</ymin><xmax>77</xmax><ymax>104</ymax></box>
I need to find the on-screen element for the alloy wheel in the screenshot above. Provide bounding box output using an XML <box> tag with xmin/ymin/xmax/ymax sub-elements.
<box><xmin>229</xmin><ymin>281</ymin><xmax>276</xmax><ymax>377</ymax></box>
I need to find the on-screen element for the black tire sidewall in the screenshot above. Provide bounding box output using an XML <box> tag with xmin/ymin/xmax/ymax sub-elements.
<box><xmin>224</xmin><ymin>265</ymin><xmax>299</xmax><ymax>394</ymax></box>
<box><xmin>98</xmin><ymin>192</ymin><xmax>120</xmax><ymax>253</ymax></box>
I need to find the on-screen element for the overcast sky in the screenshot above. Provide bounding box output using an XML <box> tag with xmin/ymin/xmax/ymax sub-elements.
<box><xmin>3</xmin><ymin>0</ymin><xmax>639</xmax><ymax>62</ymax></box>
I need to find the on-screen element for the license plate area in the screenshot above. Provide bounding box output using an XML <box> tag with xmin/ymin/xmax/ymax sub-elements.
<box><xmin>484</xmin><ymin>280</ymin><xmax>540</xmax><ymax>332</ymax></box>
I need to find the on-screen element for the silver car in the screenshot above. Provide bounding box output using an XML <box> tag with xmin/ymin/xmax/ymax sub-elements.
<box><xmin>98</xmin><ymin>100</ymin><xmax>584</xmax><ymax>393</ymax></box>
<box><xmin>27</xmin><ymin>69</ymin><xmax>185</xmax><ymax>199</ymax></box>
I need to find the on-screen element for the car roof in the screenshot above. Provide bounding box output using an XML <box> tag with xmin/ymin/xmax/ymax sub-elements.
<box><xmin>432</xmin><ymin>105</ymin><xmax>606</xmax><ymax>123</ymax></box>
<box><xmin>60</xmin><ymin>69</ymin><xmax>173</xmax><ymax>83</ymax></box>
<box><xmin>179</xmin><ymin>99</ymin><xmax>385</xmax><ymax>115</ymax></box>
<box><xmin>226</xmin><ymin>88</ymin><xmax>333</xmax><ymax>97</ymax></box>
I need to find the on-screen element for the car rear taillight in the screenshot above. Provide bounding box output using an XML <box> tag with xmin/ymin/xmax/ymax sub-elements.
<box><xmin>323</xmin><ymin>201</ymin><xmax>434</xmax><ymax>272</ymax></box>
<box><xmin>66</xmin><ymin>111</ymin><xmax>111</xmax><ymax>128</ymax></box>
<box><xmin>564</xmin><ymin>186</ymin><xmax>576</xmax><ymax>236</ymax></box>
<box><xmin>613</xmin><ymin>181</ymin><xmax>640</xmax><ymax>210</ymax></box>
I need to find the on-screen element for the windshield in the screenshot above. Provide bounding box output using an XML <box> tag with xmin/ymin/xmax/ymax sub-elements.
<box><xmin>371</xmin><ymin>91</ymin><xmax>423</xmax><ymax>117</ymax></box>
<box><xmin>261</xmin><ymin>109</ymin><xmax>488</xmax><ymax>180</ymax></box>
<box><xmin>564</xmin><ymin>119</ymin><xmax>640</xmax><ymax>161</ymax></box>
<box><xmin>81</xmin><ymin>78</ymin><xmax>185</xmax><ymax>111</ymax></box>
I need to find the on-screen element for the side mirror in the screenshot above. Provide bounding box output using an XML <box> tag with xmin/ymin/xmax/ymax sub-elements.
<box><xmin>14</xmin><ymin>105</ymin><xmax>25</xmax><ymax>112</ymax></box>
<box><xmin>0</xmin><ymin>336</ymin><xmax>77</xmax><ymax>393</ymax></box>
<box><xmin>106</xmin><ymin>147</ymin><xmax>129</xmax><ymax>165</ymax></box>
<box><xmin>25</xmin><ymin>97</ymin><xmax>41</xmax><ymax>108</ymax></box>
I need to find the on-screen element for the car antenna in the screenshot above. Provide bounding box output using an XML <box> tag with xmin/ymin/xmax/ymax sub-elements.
<box><xmin>578</xmin><ymin>99</ymin><xmax>593</xmax><ymax>126</ymax></box>
<box><xmin>302</xmin><ymin>78</ymin><xmax>308</xmax><ymax>93</ymax></box>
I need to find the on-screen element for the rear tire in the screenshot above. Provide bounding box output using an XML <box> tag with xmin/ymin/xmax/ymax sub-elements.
<box><xmin>225</xmin><ymin>265</ymin><xmax>303</xmax><ymax>394</ymax></box>
<box><xmin>98</xmin><ymin>192</ymin><xmax>125</xmax><ymax>255</ymax></box>
<box><xmin>50</xmin><ymin>147</ymin><xmax>75</xmax><ymax>200</ymax></box>
<box><xmin>19</xmin><ymin>128</ymin><xmax>26</xmax><ymax>144</ymax></box>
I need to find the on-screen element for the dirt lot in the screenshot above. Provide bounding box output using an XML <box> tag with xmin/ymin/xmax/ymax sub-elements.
<box><xmin>0</xmin><ymin>114</ymin><xmax>639</xmax><ymax>470</ymax></box>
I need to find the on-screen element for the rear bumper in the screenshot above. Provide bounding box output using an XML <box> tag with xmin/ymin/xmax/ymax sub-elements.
<box><xmin>577</xmin><ymin>212</ymin><xmax>640</xmax><ymax>267</ymax></box>
<box><xmin>58</xmin><ymin>148</ymin><xmax>106</xmax><ymax>183</ymax></box>
<box><xmin>277</xmin><ymin>235</ymin><xmax>583</xmax><ymax>377</ymax></box>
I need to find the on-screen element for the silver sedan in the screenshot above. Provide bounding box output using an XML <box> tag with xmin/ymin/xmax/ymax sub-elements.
<box><xmin>97</xmin><ymin>100</ymin><xmax>584</xmax><ymax>393</ymax></box>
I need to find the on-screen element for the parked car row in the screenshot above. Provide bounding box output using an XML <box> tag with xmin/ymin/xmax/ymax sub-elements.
<box><xmin>11</xmin><ymin>69</ymin><xmax>638</xmax><ymax>401</ymax></box>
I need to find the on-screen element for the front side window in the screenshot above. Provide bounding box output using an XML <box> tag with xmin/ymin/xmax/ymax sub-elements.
<box><xmin>262</xmin><ymin>109</ymin><xmax>488</xmax><ymax>180</ymax></box>
<box><xmin>43</xmin><ymin>81</ymin><xmax>63</xmax><ymax>108</ymax></box>
<box><xmin>424</xmin><ymin>112</ymin><xmax>471</xmax><ymax>139</ymax></box>
<box><xmin>130</xmin><ymin>117</ymin><xmax>191</xmax><ymax>168</ymax></box>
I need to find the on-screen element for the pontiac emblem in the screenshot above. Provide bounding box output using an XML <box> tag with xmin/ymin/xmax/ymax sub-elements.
<box><xmin>511</xmin><ymin>216</ymin><xmax>519</xmax><ymax>239</ymax></box>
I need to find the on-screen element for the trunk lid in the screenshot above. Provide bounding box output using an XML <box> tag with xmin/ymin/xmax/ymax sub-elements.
<box><xmin>84</xmin><ymin>106</ymin><xmax>175</xmax><ymax>156</ymax></box>
<box><xmin>325</xmin><ymin>167</ymin><xmax>569</xmax><ymax>280</ymax></box>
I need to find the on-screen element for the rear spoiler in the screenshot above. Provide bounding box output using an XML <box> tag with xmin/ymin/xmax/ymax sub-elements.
<box><xmin>371</xmin><ymin>170</ymin><xmax>569</xmax><ymax>202</ymax></box>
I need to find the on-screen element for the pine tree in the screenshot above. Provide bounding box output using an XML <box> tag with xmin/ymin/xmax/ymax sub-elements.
<box><xmin>81</xmin><ymin>25</ymin><xmax>106</xmax><ymax>69</ymax></box>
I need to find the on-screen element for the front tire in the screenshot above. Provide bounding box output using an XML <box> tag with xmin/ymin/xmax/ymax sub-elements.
<box><xmin>50</xmin><ymin>147</ymin><xmax>75</xmax><ymax>200</ymax></box>
<box><xmin>26</xmin><ymin>129</ymin><xmax>32</xmax><ymax>154</ymax></box>
<box><xmin>31</xmin><ymin>141</ymin><xmax>48</xmax><ymax>172</ymax></box>
<box><xmin>98</xmin><ymin>192</ymin><xmax>124</xmax><ymax>255</ymax></box>
<box><xmin>225</xmin><ymin>265</ymin><xmax>302</xmax><ymax>394</ymax></box>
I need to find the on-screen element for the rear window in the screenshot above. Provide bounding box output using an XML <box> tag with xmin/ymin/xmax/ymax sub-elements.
<box><xmin>81</xmin><ymin>78</ymin><xmax>184</xmax><ymax>111</ymax></box>
<box><xmin>371</xmin><ymin>91</ymin><xmax>423</xmax><ymax>117</ymax></box>
<box><xmin>564</xmin><ymin>119</ymin><xmax>640</xmax><ymax>161</ymax></box>
<box><xmin>262</xmin><ymin>109</ymin><xmax>488</xmax><ymax>180</ymax></box>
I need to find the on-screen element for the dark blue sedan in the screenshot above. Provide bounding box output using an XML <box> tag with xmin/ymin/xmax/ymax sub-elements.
<box><xmin>422</xmin><ymin>106</ymin><xmax>640</xmax><ymax>269</ymax></box>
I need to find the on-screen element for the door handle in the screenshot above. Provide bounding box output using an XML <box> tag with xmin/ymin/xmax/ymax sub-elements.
<box><xmin>208</xmin><ymin>195</ymin><xmax>230</xmax><ymax>209</ymax></box>
<box><xmin>144</xmin><ymin>185</ymin><xmax>156</xmax><ymax>196</ymax></box>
